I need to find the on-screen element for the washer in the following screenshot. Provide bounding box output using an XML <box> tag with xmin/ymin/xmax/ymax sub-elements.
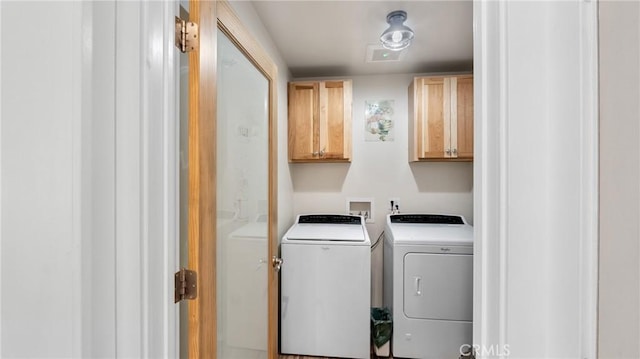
<box><xmin>383</xmin><ymin>214</ymin><xmax>473</xmax><ymax>359</ymax></box>
<box><xmin>281</xmin><ymin>214</ymin><xmax>371</xmax><ymax>359</ymax></box>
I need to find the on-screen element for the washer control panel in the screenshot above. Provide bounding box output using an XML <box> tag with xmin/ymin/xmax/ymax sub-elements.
<box><xmin>298</xmin><ymin>214</ymin><xmax>362</xmax><ymax>225</ymax></box>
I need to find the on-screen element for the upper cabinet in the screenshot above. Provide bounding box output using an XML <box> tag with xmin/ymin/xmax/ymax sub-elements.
<box><xmin>408</xmin><ymin>75</ymin><xmax>474</xmax><ymax>161</ymax></box>
<box><xmin>288</xmin><ymin>80</ymin><xmax>352</xmax><ymax>162</ymax></box>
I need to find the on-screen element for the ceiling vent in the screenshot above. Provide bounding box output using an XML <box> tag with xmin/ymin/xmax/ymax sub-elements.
<box><xmin>366</xmin><ymin>44</ymin><xmax>406</xmax><ymax>63</ymax></box>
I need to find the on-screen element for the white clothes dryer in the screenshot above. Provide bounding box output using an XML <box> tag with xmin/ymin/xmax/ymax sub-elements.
<box><xmin>281</xmin><ymin>214</ymin><xmax>371</xmax><ymax>359</ymax></box>
<box><xmin>383</xmin><ymin>214</ymin><xmax>473</xmax><ymax>359</ymax></box>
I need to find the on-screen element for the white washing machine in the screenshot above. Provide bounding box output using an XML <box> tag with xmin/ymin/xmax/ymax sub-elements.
<box><xmin>383</xmin><ymin>214</ymin><xmax>473</xmax><ymax>359</ymax></box>
<box><xmin>281</xmin><ymin>214</ymin><xmax>371</xmax><ymax>359</ymax></box>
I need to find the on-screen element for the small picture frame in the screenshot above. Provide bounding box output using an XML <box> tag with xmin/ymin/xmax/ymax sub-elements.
<box><xmin>365</xmin><ymin>100</ymin><xmax>395</xmax><ymax>142</ymax></box>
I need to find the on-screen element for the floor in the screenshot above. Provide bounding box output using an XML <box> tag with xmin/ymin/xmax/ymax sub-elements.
<box><xmin>218</xmin><ymin>342</ymin><xmax>388</xmax><ymax>359</ymax></box>
<box><xmin>218</xmin><ymin>346</ymin><xmax>389</xmax><ymax>359</ymax></box>
<box><xmin>279</xmin><ymin>347</ymin><xmax>390</xmax><ymax>359</ymax></box>
<box><xmin>219</xmin><ymin>345</ymin><xmax>267</xmax><ymax>359</ymax></box>
<box><xmin>219</xmin><ymin>340</ymin><xmax>387</xmax><ymax>358</ymax></box>
<box><xmin>279</xmin><ymin>356</ymin><xmax>388</xmax><ymax>359</ymax></box>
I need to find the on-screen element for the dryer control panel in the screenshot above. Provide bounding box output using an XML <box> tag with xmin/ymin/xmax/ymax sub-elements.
<box><xmin>390</xmin><ymin>214</ymin><xmax>465</xmax><ymax>225</ymax></box>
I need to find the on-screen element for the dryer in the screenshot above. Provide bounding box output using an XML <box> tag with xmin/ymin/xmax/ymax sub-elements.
<box><xmin>281</xmin><ymin>214</ymin><xmax>371</xmax><ymax>359</ymax></box>
<box><xmin>383</xmin><ymin>214</ymin><xmax>473</xmax><ymax>359</ymax></box>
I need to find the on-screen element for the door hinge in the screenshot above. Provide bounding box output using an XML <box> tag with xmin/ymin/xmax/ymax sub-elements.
<box><xmin>174</xmin><ymin>16</ymin><xmax>199</xmax><ymax>53</ymax></box>
<box><xmin>174</xmin><ymin>268</ymin><xmax>197</xmax><ymax>303</ymax></box>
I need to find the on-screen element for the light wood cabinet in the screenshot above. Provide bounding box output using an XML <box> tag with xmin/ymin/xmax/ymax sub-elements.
<box><xmin>408</xmin><ymin>75</ymin><xmax>473</xmax><ymax>161</ymax></box>
<box><xmin>288</xmin><ymin>80</ymin><xmax>352</xmax><ymax>162</ymax></box>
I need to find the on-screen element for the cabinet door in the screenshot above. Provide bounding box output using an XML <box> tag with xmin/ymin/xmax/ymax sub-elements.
<box><xmin>319</xmin><ymin>81</ymin><xmax>352</xmax><ymax>160</ymax></box>
<box><xmin>453</xmin><ymin>76</ymin><xmax>474</xmax><ymax>159</ymax></box>
<box><xmin>418</xmin><ymin>77</ymin><xmax>451</xmax><ymax>159</ymax></box>
<box><xmin>288</xmin><ymin>82</ymin><xmax>319</xmax><ymax>161</ymax></box>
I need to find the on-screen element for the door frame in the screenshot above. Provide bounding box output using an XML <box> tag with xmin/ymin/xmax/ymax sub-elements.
<box><xmin>187</xmin><ymin>0</ymin><xmax>279</xmax><ymax>358</ymax></box>
<box><xmin>472</xmin><ymin>1</ymin><xmax>598</xmax><ymax>357</ymax></box>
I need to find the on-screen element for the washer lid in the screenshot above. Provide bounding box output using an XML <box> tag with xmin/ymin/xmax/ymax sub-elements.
<box><xmin>286</xmin><ymin>223</ymin><xmax>367</xmax><ymax>242</ymax></box>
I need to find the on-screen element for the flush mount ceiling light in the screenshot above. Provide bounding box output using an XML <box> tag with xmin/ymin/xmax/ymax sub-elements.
<box><xmin>380</xmin><ymin>10</ymin><xmax>414</xmax><ymax>51</ymax></box>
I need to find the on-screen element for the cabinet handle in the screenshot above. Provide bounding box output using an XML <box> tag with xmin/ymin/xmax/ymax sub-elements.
<box><xmin>312</xmin><ymin>151</ymin><xmax>319</xmax><ymax>156</ymax></box>
<box><xmin>452</xmin><ymin>148</ymin><xmax>458</xmax><ymax>155</ymax></box>
<box><xmin>319</xmin><ymin>148</ymin><xmax>326</xmax><ymax>157</ymax></box>
<box><xmin>445</xmin><ymin>149</ymin><xmax>452</xmax><ymax>156</ymax></box>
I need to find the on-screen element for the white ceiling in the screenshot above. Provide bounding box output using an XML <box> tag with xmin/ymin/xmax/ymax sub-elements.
<box><xmin>250</xmin><ymin>0</ymin><xmax>473</xmax><ymax>78</ymax></box>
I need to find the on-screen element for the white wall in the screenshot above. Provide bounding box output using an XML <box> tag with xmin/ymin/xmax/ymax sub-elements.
<box><xmin>291</xmin><ymin>73</ymin><xmax>474</xmax><ymax>306</ymax></box>
<box><xmin>1</xmin><ymin>1</ymin><xmax>178</xmax><ymax>357</ymax></box>
<box><xmin>598</xmin><ymin>2</ymin><xmax>640</xmax><ymax>358</ymax></box>
<box><xmin>83</xmin><ymin>2</ymin><xmax>117</xmax><ymax>357</ymax></box>
<box><xmin>1</xmin><ymin>2</ymin><xmax>84</xmax><ymax>357</ymax></box>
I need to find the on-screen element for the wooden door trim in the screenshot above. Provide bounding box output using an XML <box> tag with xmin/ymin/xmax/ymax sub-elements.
<box><xmin>188</xmin><ymin>0</ymin><xmax>217</xmax><ymax>358</ymax></box>
<box><xmin>189</xmin><ymin>0</ymin><xmax>278</xmax><ymax>358</ymax></box>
